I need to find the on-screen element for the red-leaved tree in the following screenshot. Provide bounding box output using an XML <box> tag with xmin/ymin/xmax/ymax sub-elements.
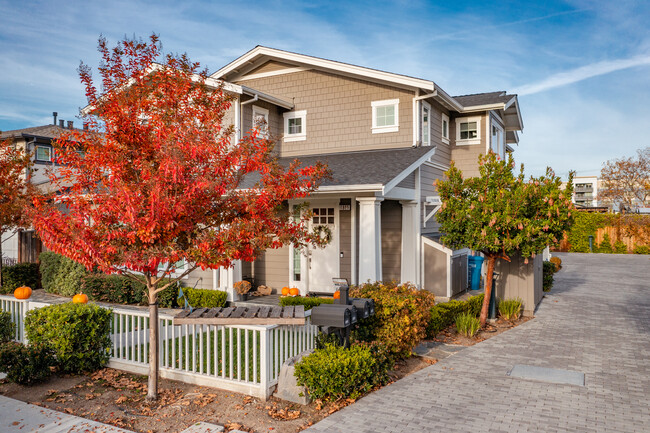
<box><xmin>0</xmin><ymin>137</ymin><xmax>34</xmax><ymax>287</ymax></box>
<box><xmin>30</xmin><ymin>35</ymin><xmax>328</xmax><ymax>399</ymax></box>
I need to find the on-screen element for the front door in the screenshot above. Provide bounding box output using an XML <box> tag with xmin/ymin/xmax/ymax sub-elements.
<box><xmin>307</xmin><ymin>204</ymin><xmax>339</xmax><ymax>293</ymax></box>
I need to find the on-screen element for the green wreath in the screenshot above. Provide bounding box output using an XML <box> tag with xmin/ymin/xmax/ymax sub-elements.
<box><xmin>313</xmin><ymin>225</ymin><xmax>333</xmax><ymax>245</ymax></box>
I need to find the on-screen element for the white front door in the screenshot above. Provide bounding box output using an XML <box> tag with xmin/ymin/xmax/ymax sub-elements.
<box><xmin>307</xmin><ymin>204</ymin><xmax>339</xmax><ymax>293</ymax></box>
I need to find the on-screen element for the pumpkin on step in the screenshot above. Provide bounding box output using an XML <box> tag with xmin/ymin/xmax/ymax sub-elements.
<box><xmin>289</xmin><ymin>287</ymin><xmax>300</xmax><ymax>296</ymax></box>
<box><xmin>13</xmin><ymin>286</ymin><xmax>32</xmax><ymax>300</ymax></box>
<box><xmin>333</xmin><ymin>290</ymin><xmax>340</xmax><ymax>300</ymax></box>
<box><xmin>72</xmin><ymin>293</ymin><xmax>88</xmax><ymax>304</ymax></box>
<box><xmin>281</xmin><ymin>286</ymin><xmax>290</xmax><ymax>296</ymax></box>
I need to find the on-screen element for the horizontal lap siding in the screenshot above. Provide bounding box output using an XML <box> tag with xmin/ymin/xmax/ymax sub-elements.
<box><xmin>236</xmin><ymin>69</ymin><xmax>414</xmax><ymax>157</ymax></box>
<box><xmin>381</xmin><ymin>200</ymin><xmax>402</xmax><ymax>282</ymax></box>
<box><xmin>494</xmin><ymin>253</ymin><xmax>542</xmax><ymax>316</ymax></box>
<box><xmin>184</xmin><ymin>268</ymin><xmax>214</xmax><ymax>290</ymax></box>
<box><xmin>427</xmin><ymin>99</ymin><xmax>452</xmax><ymax>167</ymax></box>
<box><xmin>420</xmin><ymin>164</ymin><xmax>446</xmax><ymax>234</ymax></box>
<box><xmin>397</xmin><ymin>172</ymin><xmax>416</xmax><ymax>189</ymax></box>
<box><xmin>423</xmin><ymin>243</ymin><xmax>447</xmax><ymax>297</ymax></box>
<box><xmin>253</xmin><ymin>246</ymin><xmax>290</xmax><ymax>292</ymax></box>
<box><xmin>339</xmin><ymin>206</ymin><xmax>352</xmax><ymax>282</ymax></box>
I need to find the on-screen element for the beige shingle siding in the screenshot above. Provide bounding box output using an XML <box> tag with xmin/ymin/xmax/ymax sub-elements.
<box><xmin>420</xmin><ymin>164</ymin><xmax>446</xmax><ymax>233</ymax></box>
<box><xmin>381</xmin><ymin>200</ymin><xmax>402</xmax><ymax>282</ymax></box>
<box><xmin>450</xmin><ymin>112</ymin><xmax>488</xmax><ymax>178</ymax></box>
<box><xmin>235</xmin><ymin>69</ymin><xmax>414</xmax><ymax>157</ymax></box>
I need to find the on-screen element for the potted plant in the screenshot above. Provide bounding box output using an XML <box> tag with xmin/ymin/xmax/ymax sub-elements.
<box><xmin>234</xmin><ymin>280</ymin><xmax>252</xmax><ymax>301</ymax></box>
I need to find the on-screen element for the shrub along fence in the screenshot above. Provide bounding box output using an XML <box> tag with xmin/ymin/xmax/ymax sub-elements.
<box><xmin>0</xmin><ymin>294</ymin><xmax>317</xmax><ymax>399</ymax></box>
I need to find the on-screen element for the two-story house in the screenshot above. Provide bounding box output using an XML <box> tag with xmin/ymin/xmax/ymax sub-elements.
<box><xmin>194</xmin><ymin>46</ymin><xmax>523</xmax><ymax>301</ymax></box>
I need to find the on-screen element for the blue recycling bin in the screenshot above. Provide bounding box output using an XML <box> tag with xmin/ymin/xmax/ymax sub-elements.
<box><xmin>468</xmin><ymin>255</ymin><xmax>484</xmax><ymax>291</ymax></box>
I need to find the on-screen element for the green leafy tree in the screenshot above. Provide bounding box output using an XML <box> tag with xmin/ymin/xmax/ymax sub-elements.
<box><xmin>436</xmin><ymin>152</ymin><xmax>574</xmax><ymax>326</ymax></box>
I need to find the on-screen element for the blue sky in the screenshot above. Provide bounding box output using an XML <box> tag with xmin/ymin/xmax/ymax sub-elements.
<box><xmin>1</xmin><ymin>0</ymin><xmax>649</xmax><ymax>178</ymax></box>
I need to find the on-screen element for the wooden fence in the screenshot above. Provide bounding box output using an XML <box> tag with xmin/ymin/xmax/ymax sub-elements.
<box><xmin>0</xmin><ymin>295</ymin><xmax>317</xmax><ymax>399</ymax></box>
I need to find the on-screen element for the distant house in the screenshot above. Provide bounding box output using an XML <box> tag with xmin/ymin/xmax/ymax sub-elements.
<box><xmin>0</xmin><ymin>115</ymin><xmax>77</xmax><ymax>263</ymax></box>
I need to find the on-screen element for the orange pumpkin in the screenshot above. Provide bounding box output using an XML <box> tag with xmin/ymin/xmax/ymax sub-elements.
<box><xmin>289</xmin><ymin>287</ymin><xmax>300</xmax><ymax>296</ymax></box>
<box><xmin>13</xmin><ymin>286</ymin><xmax>32</xmax><ymax>300</ymax></box>
<box><xmin>333</xmin><ymin>290</ymin><xmax>340</xmax><ymax>300</ymax></box>
<box><xmin>72</xmin><ymin>293</ymin><xmax>88</xmax><ymax>304</ymax></box>
<box><xmin>281</xmin><ymin>286</ymin><xmax>290</xmax><ymax>296</ymax></box>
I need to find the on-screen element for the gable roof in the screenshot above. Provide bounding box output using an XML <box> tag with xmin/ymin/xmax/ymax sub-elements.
<box><xmin>240</xmin><ymin>146</ymin><xmax>436</xmax><ymax>193</ymax></box>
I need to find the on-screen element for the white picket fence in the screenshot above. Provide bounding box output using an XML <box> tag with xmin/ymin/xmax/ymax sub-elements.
<box><xmin>0</xmin><ymin>295</ymin><xmax>317</xmax><ymax>399</ymax></box>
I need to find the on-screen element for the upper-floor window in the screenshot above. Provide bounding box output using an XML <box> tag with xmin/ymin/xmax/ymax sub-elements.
<box><xmin>371</xmin><ymin>99</ymin><xmax>399</xmax><ymax>133</ymax></box>
<box><xmin>441</xmin><ymin>113</ymin><xmax>450</xmax><ymax>144</ymax></box>
<box><xmin>283</xmin><ymin>110</ymin><xmax>307</xmax><ymax>142</ymax></box>
<box><xmin>252</xmin><ymin>105</ymin><xmax>269</xmax><ymax>137</ymax></box>
<box><xmin>456</xmin><ymin>116</ymin><xmax>481</xmax><ymax>145</ymax></box>
<box><xmin>421</xmin><ymin>102</ymin><xmax>431</xmax><ymax>146</ymax></box>
<box><xmin>490</xmin><ymin>120</ymin><xmax>504</xmax><ymax>156</ymax></box>
<box><xmin>35</xmin><ymin>146</ymin><xmax>52</xmax><ymax>162</ymax></box>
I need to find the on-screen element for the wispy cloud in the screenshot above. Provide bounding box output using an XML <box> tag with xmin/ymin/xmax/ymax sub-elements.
<box><xmin>514</xmin><ymin>54</ymin><xmax>650</xmax><ymax>95</ymax></box>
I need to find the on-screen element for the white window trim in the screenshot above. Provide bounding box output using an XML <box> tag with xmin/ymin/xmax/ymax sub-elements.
<box><xmin>35</xmin><ymin>145</ymin><xmax>52</xmax><ymax>162</ymax></box>
<box><xmin>490</xmin><ymin>118</ymin><xmax>504</xmax><ymax>156</ymax></box>
<box><xmin>283</xmin><ymin>110</ymin><xmax>307</xmax><ymax>142</ymax></box>
<box><xmin>455</xmin><ymin>116</ymin><xmax>481</xmax><ymax>145</ymax></box>
<box><xmin>371</xmin><ymin>99</ymin><xmax>399</xmax><ymax>134</ymax></box>
<box><xmin>421</xmin><ymin>101</ymin><xmax>431</xmax><ymax>147</ymax></box>
<box><xmin>252</xmin><ymin>105</ymin><xmax>270</xmax><ymax>137</ymax></box>
<box><xmin>441</xmin><ymin>113</ymin><xmax>450</xmax><ymax>145</ymax></box>
<box><xmin>158</xmin><ymin>259</ymin><xmax>188</xmax><ymax>279</ymax></box>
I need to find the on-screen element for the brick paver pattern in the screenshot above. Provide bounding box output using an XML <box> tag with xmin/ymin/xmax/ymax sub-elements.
<box><xmin>305</xmin><ymin>253</ymin><xmax>650</xmax><ymax>433</ymax></box>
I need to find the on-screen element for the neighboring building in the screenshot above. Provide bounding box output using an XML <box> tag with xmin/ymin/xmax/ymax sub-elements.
<box><xmin>202</xmin><ymin>46</ymin><xmax>524</xmax><ymax>300</ymax></box>
<box><xmin>571</xmin><ymin>176</ymin><xmax>601</xmax><ymax>208</ymax></box>
<box><xmin>0</xmin><ymin>115</ymin><xmax>77</xmax><ymax>263</ymax></box>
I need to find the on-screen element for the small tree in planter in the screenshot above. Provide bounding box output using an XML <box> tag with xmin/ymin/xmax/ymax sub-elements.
<box><xmin>436</xmin><ymin>152</ymin><xmax>574</xmax><ymax>327</ymax></box>
<box><xmin>30</xmin><ymin>35</ymin><xmax>328</xmax><ymax>400</ymax></box>
<box><xmin>234</xmin><ymin>280</ymin><xmax>252</xmax><ymax>301</ymax></box>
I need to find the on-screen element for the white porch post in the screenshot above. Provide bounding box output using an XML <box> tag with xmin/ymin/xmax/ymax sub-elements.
<box><xmin>400</xmin><ymin>200</ymin><xmax>418</xmax><ymax>284</ymax></box>
<box><xmin>356</xmin><ymin>197</ymin><xmax>383</xmax><ymax>283</ymax></box>
<box><xmin>219</xmin><ymin>260</ymin><xmax>242</xmax><ymax>302</ymax></box>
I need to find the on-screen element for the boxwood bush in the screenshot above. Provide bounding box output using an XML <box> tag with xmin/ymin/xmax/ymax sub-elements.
<box><xmin>350</xmin><ymin>281</ymin><xmax>435</xmax><ymax>360</ymax></box>
<box><xmin>543</xmin><ymin>261</ymin><xmax>555</xmax><ymax>292</ymax></box>
<box><xmin>294</xmin><ymin>343</ymin><xmax>383</xmax><ymax>401</ymax></box>
<box><xmin>0</xmin><ymin>341</ymin><xmax>55</xmax><ymax>385</ymax></box>
<box><xmin>279</xmin><ymin>296</ymin><xmax>334</xmax><ymax>310</ymax></box>
<box><xmin>0</xmin><ymin>311</ymin><xmax>15</xmax><ymax>343</ymax></box>
<box><xmin>183</xmin><ymin>287</ymin><xmax>227</xmax><ymax>308</ymax></box>
<box><xmin>25</xmin><ymin>302</ymin><xmax>112</xmax><ymax>373</ymax></box>
<box><xmin>39</xmin><ymin>252</ymin><xmax>88</xmax><ymax>296</ymax></box>
<box><xmin>0</xmin><ymin>262</ymin><xmax>40</xmax><ymax>294</ymax></box>
<box><xmin>81</xmin><ymin>274</ymin><xmax>179</xmax><ymax>308</ymax></box>
<box><xmin>426</xmin><ymin>294</ymin><xmax>484</xmax><ymax>338</ymax></box>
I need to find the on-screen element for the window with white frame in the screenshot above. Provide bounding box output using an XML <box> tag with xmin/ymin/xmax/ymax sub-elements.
<box><xmin>252</xmin><ymin>105</ymin><xmax>269</xmax><ymax>137</ymax></box>
<box><xmin>441</xmin><ymin>113</ymin><xmax>450</xmax><ymax>144</ymax></box>
<box><xmin>455</xmin><ymin>116</ymin><xmax>481</xmax><ymax>145</ymax></box>
<box><xmin>283</xmin><ymin>110</ymin><xmax>306</xmax><ymax>141</ymax></box>
<box><xmin>490</xmin><ymin>120</ymin><xmax>504</xmax><ymax>156</ymax></box>
<box><xmin>421</xmin><ymin>102</ymin><xmax>431</xmax><ymax>146</ymax></box>
<box><xmin>35</xmin><ymin>146</ymin><xmax>52</xmax><ymax>162</ymax></box>
<box><xmin>371</xmin><ymin>99</ymin><xmax>399</xmax><ymax>133</ymax></box>
<box><xmin>158</xmin><ymin>259</ymin><xmax>187</xmax><ymax>278</ymax></box>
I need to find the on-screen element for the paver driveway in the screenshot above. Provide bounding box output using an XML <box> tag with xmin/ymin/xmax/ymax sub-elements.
<box><xmin>306</xmin><ymin>253</ymin><xmax>650</xmax><ymax>433</ymax></box>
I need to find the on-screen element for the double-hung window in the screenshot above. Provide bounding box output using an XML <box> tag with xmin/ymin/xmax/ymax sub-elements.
<box><xmin>283</xmin><ymin>110</ymin><xmax>306</xmax><ymax>142</ymax></box>
<box><xmin>421</xmin><ymin>102</ymin><xmax>431</xmax><ymax>146</ymax></box>
<box><xmin>455</xmin><ymin>116</ymin><xmax>481</xmax><ymax>145</ymax></box>
<box><xmin>252</xmin><ymin>106</ymin><xmax>269</xmax><ymax>137</ymax></box>
<box><xmin>371</xmin><ymin>99</ymin><xmax>399</xmax><ymax>133</ymax></box>
<box><xmin>441</xmin><ymin>113</ymin><xmax>450</xmax><ymax>144</ymax></box>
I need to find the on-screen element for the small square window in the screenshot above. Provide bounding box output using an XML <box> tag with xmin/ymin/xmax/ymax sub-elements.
<box><xmin>35</xmin><ymin>146</ymin><xmax>52</xmax><ymax>162</ymax></box>
<box><xmin>460</xmin><ymin>122</ymin><xmax>478</xmax><ymax>139</ymax></box>
<box><xmin>284</xmin><ymin>110</ymin><xmax>307</xmax><ymax>142</ymax></box>
<box><xmin>456</xmin><ymin>117</ymin><xmax>481</xmax><ymax>144</ymax></box>
<box><xmin>371</xmin><ymin>99</ymin><xmax>399</xmax><ymax>133</ymax></box>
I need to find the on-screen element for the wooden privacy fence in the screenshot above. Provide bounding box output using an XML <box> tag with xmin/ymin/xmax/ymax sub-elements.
<box><xmin>593</xmin><ymin>226</ymin><xmax>645</xmax><ymax>251</ymax></box>
<box><xmin>0</xmin><ymin>295</ymin><xmax>318</xmax><ymax>399</ymax></box>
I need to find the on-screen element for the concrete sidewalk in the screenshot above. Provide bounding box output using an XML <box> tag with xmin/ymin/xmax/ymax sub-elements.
<box><xmin>0</xmin><ymin>395</ymin><xmax>134</xmax><ymax>433</ymax></box>
<box><xmin>305</xmin><ymin>253</ymin><xmax>650</xmax><ymax>433</ymax></box>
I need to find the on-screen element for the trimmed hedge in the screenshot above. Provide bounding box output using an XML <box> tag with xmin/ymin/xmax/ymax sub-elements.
<box><xmin>183</xmin><ymin>287</ymin><xmax>227</xmax><ymax>308</ymax></box>
<box><xmin>543</xmin><ymin>261</ymin><xmax>555</xmax><ymax>292</ymax></box>
<box><xmin>279</xmin><ymin>296</ymin><xmax>334</xmax><ymax>310</ymax></box>
<box><xmin>25</xmin><ymin>302</ymin><xmax>112</xmax><ymax>373</ymax></box>
<box><xmin>634</xmin><ymin>245</ymin><xmax>650</xmax><ymax>254</ymax></box>
<box><xmin>294</xmin><ymin>343</ymin><xmax>384</xmax><ymax>401</ymax></box>
<box><xmin>39</xmin><ymin>252</ymin><xmax>88</xmax><ymax>296</ymax></box>
<box><xmin>426</xmin><ymin>294</ymin><xmax>484</xmax><ymax>338</ymax></box>
<box><xmin>351</xmin><ymin>281</ymin><xmax>435</xmax><ymax>360</ymax></box>
<box><xmin>0</xmin><ymin>342</ymin><xmax>55</xmax><ymax>385</ymax></box>
<box><xmin>0</xmin><ymin>262</ymin><xmax>40</xmax><ymax>294</ymax></box>
<box><xmin>80</xmin><ymin>274</ymin><xmax>179</xmax><ymax>308</ymax></box>
<box><xmin>0</xmin><ymin>311</ymin><xmax>15</xmax><ymax>343</ymax></box>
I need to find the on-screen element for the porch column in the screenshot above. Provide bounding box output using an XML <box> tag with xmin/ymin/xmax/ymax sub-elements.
<box><xmin>357</xmin><ymin>197</ymin><xmax>383</xmax><ymax>283</ymax></box>
<box><xmin>400</xmin><ymin>200</ymin><xmax>418</xmax><ymax>284</ymax></box>
<box><xmin>219</xmin><ymin>260</ymin><xmax>242</xmax><ymax>302</ymax></box>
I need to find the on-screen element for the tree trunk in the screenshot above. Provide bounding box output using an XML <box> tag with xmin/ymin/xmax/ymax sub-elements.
<box><xmin>479</xmin><ymin>255</ymin><xmax>496</xmax><ymax>327</ymax></box>
<box><xmin>146</xmin><ymin>286</ymin><xmax>159</xmax><ymax>401</ymax></box>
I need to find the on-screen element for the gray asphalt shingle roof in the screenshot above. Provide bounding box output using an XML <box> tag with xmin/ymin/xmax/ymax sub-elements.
<box><xmin>0</xmin><ymin>124</ymin><xmax>74</xmax><ymax>140</ymax></box>
<box><xmin>453</xmin><ymin>91</ymin><xmax>515</xmax><ymax>107</ymax></box>
<box><xmin>241</xmin><ymin>146</ymin><xmax>435</xmax><ymax>189</ymax></box>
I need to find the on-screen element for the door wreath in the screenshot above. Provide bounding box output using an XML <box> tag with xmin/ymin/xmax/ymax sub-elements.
<box><xmin>312</xmin><ymin>224</ymin><xmax>333</xmax><ymax>245</ymax></box>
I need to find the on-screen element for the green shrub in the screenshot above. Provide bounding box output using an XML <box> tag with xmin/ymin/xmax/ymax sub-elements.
<box><xmin>294</xmin><ymin>344</ymin><xmax>382</xmax><ymax>401</ymax></box>
<box><xmin>498</xmin><ymin>297</ymin><xmax>522</xmax><ymax>320</ymax></box>
<box><xmin>543</xmin><ymin>261</ymin><xmax>555</xmax><ymax>292</ymax></box>
<box><xmin>426</xmin><ymin>294</ymin><xmax>484</xmax><ymax>338</ymax></box>
<box><xmin>633</xmin><ymin>245</ymin><xmax>650</xmax><ymax>254</ymax></box>
<box><xmin>567</xmin><ymin>212</ymin><xmax>606</xmax><ymax>253</ymax></box>
<box><xmin>39</xmin><ymin>252</ymin><xmax>88</xmax><ymax>296</ymax></box>
<box><xmin>80</xmin><ymin>273</ymin><xmax>178</xmax><ymax>307</ymax></box>
<box><xmin>0</xmin><ymin>311</ymin><xmax>16</xmax><ymax>343</ymax></box>
<box><xmin>597</xmin><ymin>233</ymin><xmax>613</xmax><ymax>254</ymax></box>
<box><xmin>183</xmin><ymin>287</ymin><xmax>227</xmax><ymax>308</ymax></box>
<box><xmin>155</xmin><ymin>280</ymin><xmax>181</xmax><ymax>308</ymax></box>
<box><xmin>280</xmin><ymin>296</ymin><xmax>333</xmax><ymax>310</ymax></box>
<box><xmin>613</xmin><ymin>240</ymin><xmax>628</xmax><ymax>254</ymax></box>
<box><xmin>315</xmin><ymin>331</ymin><xmax>340</xmax><ymax>349</ymax></box>
<box><xmin>350</xmin><ymin>282</ymin><xmax>435</xmax><ymax>360</ymax></box>
<box><xmin>0</xmin><ymin>263</ymin><xmax>40</xmax><ymax>294</ymax></box>
<box><xmin>0</xmin><ymin>342</ymin><xmax>55</xmax><ymax>385</ymax></box>
<box><xmin>25</xmin><ymin>302</ymin><xmax>112</xmax><ymax>373</ymax></box>
<box><xmin>455</xmin><ymin>312</ymin><xmax>480</xmax><ymax>337</ymax></box>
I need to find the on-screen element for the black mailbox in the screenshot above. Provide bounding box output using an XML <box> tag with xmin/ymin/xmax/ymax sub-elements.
<box><xmin>349</xmin><ymin>298</ymin><xmax>374</xmax><ymax>319</ymax></box>
<box><xmin>311</xmin><ymin>304</ymin><xmax>353</xmax><ymax>328</ymax></box>
<box><xmin>317</xmin><ymin>303</ymin><xmax>358</xmax><ymax>324</ymax></box>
